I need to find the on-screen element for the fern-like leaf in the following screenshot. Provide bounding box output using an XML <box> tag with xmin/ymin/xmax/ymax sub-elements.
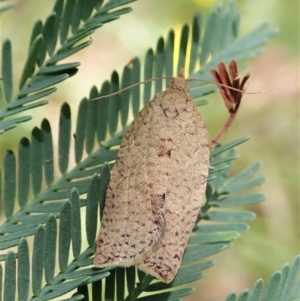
<box><xmin>0</xmin><ymin>1</ymin><xmax>280</xmax><ymax>300</ymax></box>
<box><xmin>0</xmin><ymin>0</ymin><xmax>136</xmax><ymax>134</ymax></box>
<box><xmin>223</xmin><ymin>255</ymin><xmax>300</xmax><ymax>301</ymax></box>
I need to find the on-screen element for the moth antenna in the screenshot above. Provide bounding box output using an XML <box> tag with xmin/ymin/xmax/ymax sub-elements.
<box><xmin>92</xmin><ymin>75</ymin><xmax>269</xmax><ymax>101</ymax></box>
<box><xmin>92</xmin><ymin>76</ymin><xmax>173</xmax><ymax>100</ymax></box>
<box><xmin>187</xmin><ymin>78</ymin><xmax>270</xmax><ymax>94</ymax></box>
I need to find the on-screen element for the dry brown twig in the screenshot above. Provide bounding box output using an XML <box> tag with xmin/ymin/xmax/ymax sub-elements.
<box><xmin>210</xmin><ymin>60</ymin><xmax>250</xmax><ymax>148</ymax></box>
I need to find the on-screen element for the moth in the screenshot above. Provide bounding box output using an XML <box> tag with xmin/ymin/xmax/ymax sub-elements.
<box><xmin>94</xmin><ymin>61</ymin><xmax>249</xmax><ymax>283</ymax></box>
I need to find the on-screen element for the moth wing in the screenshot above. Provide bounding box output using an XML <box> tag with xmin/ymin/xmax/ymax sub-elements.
<box><xmin>94</xmin><ymin>99</ymin><xmax>169</xmax><ymax>267</ymax></box>
<box><xmin>138</xmin><ymin>98</ymin><xmax>210</xmax><ymax>283</ymax></box>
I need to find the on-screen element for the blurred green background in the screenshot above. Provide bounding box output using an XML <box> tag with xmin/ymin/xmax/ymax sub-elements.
<box><xmin>0</xmin><ymin>0</ymin><xmax>299</xmax><ymax>300</ymax></box>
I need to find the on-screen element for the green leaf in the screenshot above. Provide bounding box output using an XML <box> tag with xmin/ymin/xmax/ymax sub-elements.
<box><xmin>53</xmin><ymin>0</ymin><xmax>64</xmax><ymax>21</ymax></box>
<box><xmin>237</xmin><ymin>291</ymin><xmax>249</xmax><ymax>301</ymax></box>
<box><xmin>200</xmin><ymin>10</ymin><xmax>218</xmax><ymax>64</ymax></box>
<box><xmin>105</xmin><ymin>269</ymin><xmax>116</xmax><ymax>300</ymax></box>
<box><xmin>96</xmin><ymin>81</ymin><xmax>109</xmax><ymax>142</ymax></box>
<box><xmin>0</xmin><ymin>100</ymin><xmax>48</xmax><ymax>119</ymax></box>
<box><xmin>188</xmin><ymin>231</ymin><xmax>240</xmax><ymax>244</ymax></box>
<box><xmin>120</xmin><ymin>65</ymin><xmax>131</xmax><ymax>127</ymax></box>
<box><xmin>24</xmin><ymin>202</ymin><xmax>64</xmax><ymax>213</ymax></box>
<box><xmin>229</xmin><ymin>177</ymin><xmax>266</xmax><ymax>194</ymax></box>
<box><xmin>85</xmin><ymin>90</ymin><xmax>98</xmax><ymax>154</ymax></box>
<box><xmin>43</xmin><ymin>12</ymin><xmax>59</xmax><ymax>56</ymax></box>
<box><xmin>19</xmin><ymin>34</ymin><xmax>44</xmax><ymax>89</ymax></box>
<box><xmin>48</xmin><ymin>41</ymin><xmax>91</xmax><ymax>65</ymax></box>
<box><xmin>183</xmin><ymin>243</ymin><xmax>230</xmax><ymax>264</ymax></box>
<box><xmin>36</xmin><ymin>277</ymin><xmax>90</xmax><ymax>301</ymax></box>
<box><xmin>31</xmin><ymin>127</ymin><xmax>43</xmax><ymax>196</ymax></box>
<box><xmin>75</xmin><ymin>98</ymin><xmax>88</xmax><ymax>163</ymax></box>
<box><xmin>146</xmin><ymin>272</ymin><xmax>204</xmax><ymax>292</ymax></box>
<box><xmin>71</xmin><ymin>0</ymin><xmax>84</xmax><ymax>33</ymax></box>
<box><xmin>59</xmin><ymin>201</ymin><xmax>72</xmax><ymax>272</ymax></box>
<box><xmin>177</xmin><ymin>24</ymin><xmax>189</xmax><ymax>73</ymax></box>
<box><xmin>95</xmin><ymin>0</ymin><xmax>104</xmax><ymax>10</ymax></box>
<box><xmin>229</xmin><ymin>162</ymin><xmax>263</xmax><ymax>182</ymax></box>
<box><xmin>44</xmin><ymin>215</ymin><xmax>57</xmax><ymax>284</ymax></box>
<box><xmin>166</xmin><ymin>25</ymin><xmax>178</xmax><ymax>76</ymax></box>
<box><xmin>138</xmin><ymin>287</ymin><xmax>194</xmax><ymax>301</ymax></box>
<box><xmin>2</xmin><ymin>39</ymin><xmax>13</xmax><ymax>101</ymax></box>
<box><xmin>29</xmin><ymin>20</ymin><xmax>43</xmax><ymax>54</ymax></box>
<box><xmin>189</xmin><ymin>14</ymin><xmax>201</xmax><ymax>74</ymax></box>
<box><xmin>97</xmin><ymin>0</ymin><xmax>136</xmax><ymax>14</ymax></box>
<box><xmin>0</xmin><ymin>227</ymin><xmax>38</xmax><ymax>244</ymax></box>
<box><xmin>18</xmin><ymin>138</ymin><xmax>30</xmax><ymax>208</ymax></box>
<box><xmin>7</xmin><ymin>88</ymin><xmax>55</xmax><ymax>109</ymax></box>
<box><xmin>82</xmin><ymin>0</ymin><xmax>95</xmax><ymax>21</ymax></box>
<box><xmin>19</xmin><ymin>73</ymin><xmax>69</xmax><ymax>96</ymax></box>
<box><xmin>210</xmin><ymin>136</ymin><xmax>251</xmax><ymax>157</ymax></box>
<box><xmin>143</xmin><ymin>49</ymin><xmax>154</xmax><ymax>105</ymax></box>
<box><xmin>99</xmin><ymin>163</ymin><xmax>110</xmax><ymax>220</ymax></box>
<box><xmin>62</xmin><ymin>26</ymin><xmax>96</xmax><ymax>49</ymax></box>
<box><xmin>41</xmin><ymin>119</ymin><xmax>54</xmax><ymax>186</ymax></box>
<box><xmin>224</xmin><ymin>255</ymin><xmax>300</xmax><ymax>301</ymax></box>
<box><xmin>131</xmin><ymin>58</ymin><xmax>141</xmax><ymax>117</ymax></box>
<box><xmin>59</xmin><ymin>103</ymin><xmax>71</xmax><ymax>174</ymax></box>
<box><xmin>4</xmin><ymin>251</ymin><xmax>16</xmax><ymax>301</ymax></box>
<box><xmin>0</xmin><ymin>116</ymin><xmax>31</xmax><ymax>134</ymax></box>
<box><xmin>0</xmin><ymin>239</ymin><xmax>21</xmax><ymax>250</ymax></box>
<box><xmin>154</xmin><ymin>37</ymin><xmax>164</xmax><ymax>93</ymax></box>
<box><xmin>213</xmin><ymin>193</ymin><xmax>266</xmax><ymax>207</ymax></box>
<box><xmin>37</xmin><ymin>13</ymin><xmax>57</xmax><ymax>64</ymax></box>
<box><xmin>219</xmin><ymin>1</ymin><xmax>238</xmax><ymax>48</ymax></box>
<box><xmin>108</xmin><ymin>71</ymin><xmax>120</xmax><ymax>135</ymax></box>
<box><xmin>195</xmin><ymin>223</ymin><xmax>249</xmax><ymax>234</ymax></box>
<box><xmin>60</xmin><ymin>0</ymin><xmax>75</xmax><ymax>43</ymax></box>
<box><xmin>38</xmin><ymin>62</ymin><xmax>80</xmax><ymax>75</ymax></box>
<box><xmin>77</xmin><ymin>284</ymin><xmax>89</xmax><ymax>300</ymax></box>
<box><xmin>92</xmin><ymin>279</ymin><xmax>103</xmax><ymax>300</ymax></box>
<box><xmin>248</xmin><ymin>279</ymin><xmax>264</xmax><ymax>301</ymax></box>
<box><xmin>70</xmin><ymin>188</ymin><xmax>82</xmax><ymax>259</ymax></box>
<box><xmin>219</xmin><ymin>162</ymin><xmax>265</xmax><ymax>194</ymax></box>
<box><xmin>206</xmin><ymin>210</ymin><xmax>256</xmax><ymax>222</ymax></box>
<box><xmin>226</xmin><ymin>293</ymin><xmax>237</xmax><ymax>301</ymax></box>
<box><xmin>179</xmin><ymin>261</ymin><xmax>214</xmax><ymax>276</ymax></box>
<box><xmin>17</xmin><ymin>238</ymin><xmax>30</xmax><ymax>301</ymax></box>
<box><xmin>261</xmin><ymin>272</ymin><xmax>282</xmax><ymax>301</ymax></box>
<box><xmin>4</xmin><ymin>150</ymin><xmax>16</xmax><ymax>218</ymax></box>
<box><xmin>86</xmin><ymin>174</ymin><xmax>100</xmax><ymax>246</ymax></box>
<box><xmin>126</xmin><ymin>266</ymin><xmax>136</xmax><ymax>295</ymax></box>
<box><xmin>65</xmin><ymin>267</ymin><xmax>107</xmax><ymax>280</ymax></box>
<box><xmin>280</xmin><ymin>255</ymin><xmax>300</xmax><ymax>301</ymax></box>
<box><xmin>32</xmin><ymin>225</ymin><xmax>45</xmax><ymax>296</ymax></box>
<box><xmin>116</xmin><ymin>268</ymin><xmax>126</xmax><ymax>301</ymax></box>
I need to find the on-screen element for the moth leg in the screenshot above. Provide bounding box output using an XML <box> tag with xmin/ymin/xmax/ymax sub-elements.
<box><xmin>210</xmin><ymin>60</ymin><xmax>250</xmax><ymax>148</ymax></box>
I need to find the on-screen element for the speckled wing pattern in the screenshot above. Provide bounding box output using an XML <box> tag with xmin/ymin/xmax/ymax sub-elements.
<box><xmin>94</xmin><ymin>71</ymin><xmax>210</xmax><ymax>283</ymax></box>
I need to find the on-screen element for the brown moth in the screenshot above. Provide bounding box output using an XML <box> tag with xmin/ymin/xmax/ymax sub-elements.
<box><xmin>94</xmin><ymin>69</ymin><xmax>210</xmax><ymax>283</ymax></box>
<box><xmin>94</xmin><ymin>62</ymin><xmax>250</xmax><ymax>283</ymax></box>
